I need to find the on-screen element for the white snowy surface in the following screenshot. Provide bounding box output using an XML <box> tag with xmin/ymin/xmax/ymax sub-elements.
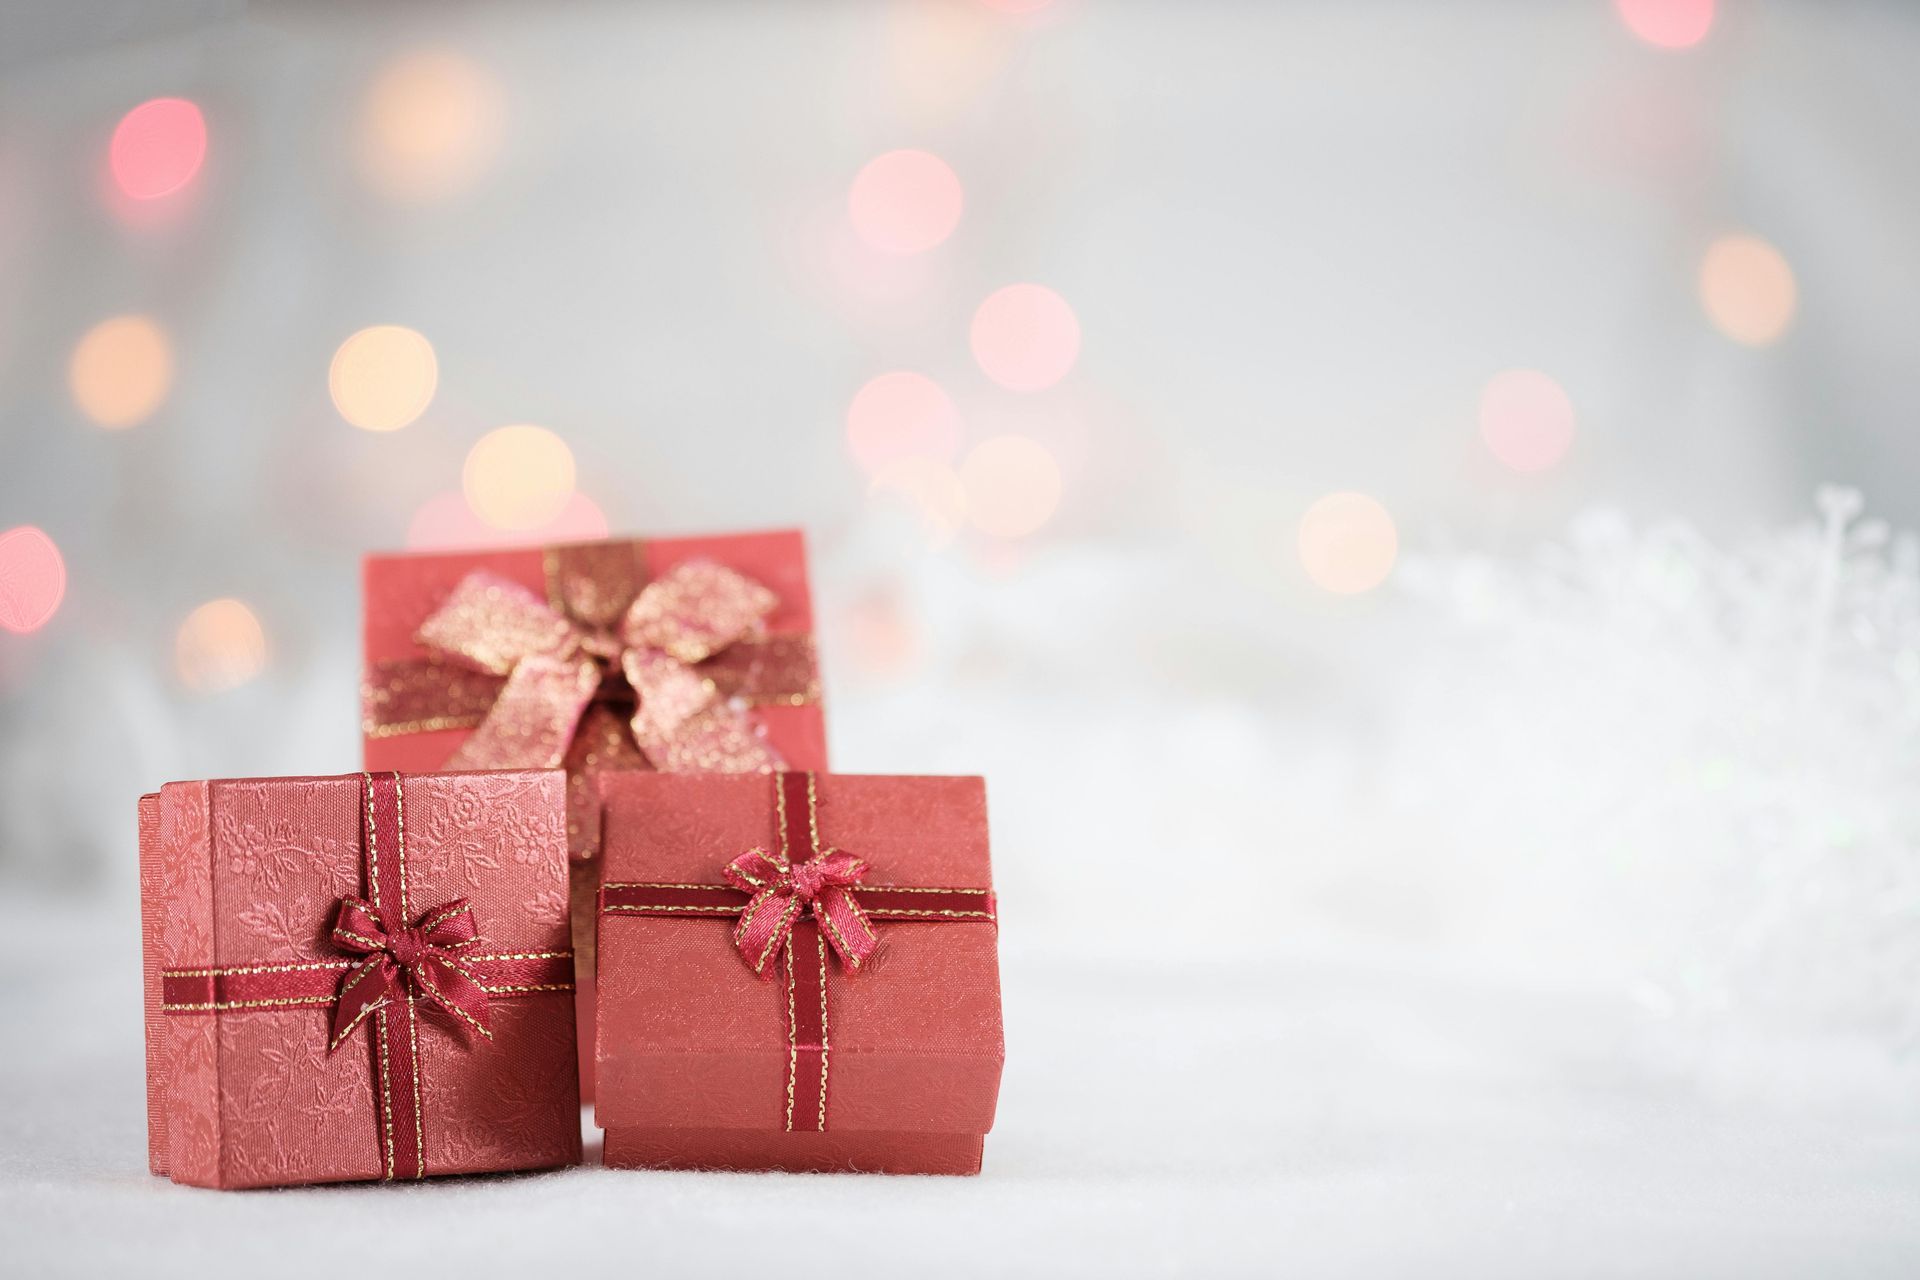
<box><xmin>2</xmin><ymin>892</ymin><xmax>1916</xmax><ymax>1279</ymax></box>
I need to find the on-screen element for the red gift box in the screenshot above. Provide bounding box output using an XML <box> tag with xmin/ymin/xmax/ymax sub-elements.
<box><xmin>138</xmin><ymin>770</ymin><xmax>581</xmax><ymax>1188</ymax></box>
<box><xmin>360</xmin><ymin>528</ymin><xmax>830</xmax><ymax>1097</ymax></box>
<box><xmin>594</xmin><ymin>772</ymin><xmax>1004</xmax><ymax>1175</ymax></box>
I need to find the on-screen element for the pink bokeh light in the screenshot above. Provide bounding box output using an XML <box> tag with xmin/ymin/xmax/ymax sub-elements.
<box><xmin>407</xmin><ymin>490</ymin><xmax>609</xmax><ymax>551</ymax></box>
<box><xmin>1614</xmin><ymin>0</ymin><xmax>1714</xmax><ymax>50</ymax></box>
<box><xmin>0</xmin><ymin>526</ymin><xmax>67</xmax><ymax>634</ymax></box>
<box><xmin>846</xmin><ymin>371</ymin><xmax>965</xmax><ymax>475</ymax></box>
<box><xmin>970</xmin><ymin>283</ymin><xmax>1082</xmax><ymax>393</ymax></box>
<box><xmin>109</xmin><ymin>98</ymin><xmax>207</xmax><ymax>201</ymax></box>
<box><xmin>1478</xmin><ymin>369</ymin><xmax>1576</xmax><ymax>473</ymax></box>
<box><xmin>848</xmin><ymin>149</ymin><xmax>964</xmax><ymax>255</ymax></box>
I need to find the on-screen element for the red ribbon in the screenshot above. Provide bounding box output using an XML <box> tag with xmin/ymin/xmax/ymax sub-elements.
<box><xmin>160</xmin><ymin>772</ymin><xmax>573</xmax><ymax>1182</ymax></box>
<box><xmin>599</xmin><ymin>772</ymin><xmax>996</xmax><ymax>1133</ymax></box>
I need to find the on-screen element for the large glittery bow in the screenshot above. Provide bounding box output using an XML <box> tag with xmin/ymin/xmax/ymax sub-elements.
<box><xmin>724</xmin><ymin>846</ymin><xmax>878</xmax><ymax>977</ymax></box>
<box><xmin>328</xmin><ymin>896</ymin><xmax>491</xmax><ymax>1050</ymax></box>
<box><xmin>600</xmin><ymin>773</ymin><xmax>997</xmax><ymax>1133</ymax></box>
<box><xmin>417</xmin><ymin>559</ymin><xmax>785</xmax><ymax>776</ymax></box>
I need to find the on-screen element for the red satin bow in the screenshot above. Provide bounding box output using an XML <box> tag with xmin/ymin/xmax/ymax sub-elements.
<box><xmin>724</xmin><ymin>846</ymin><xmax>879</xmax><ymax>977</ymax></box>
<box><xmin>328</xmin><ymin>897</ymin><xmax>493</xmax><ymax>1050</ymax></box>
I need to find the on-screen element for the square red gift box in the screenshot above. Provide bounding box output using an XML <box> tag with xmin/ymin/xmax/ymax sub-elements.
<box><xmin>138</xmin><ymin>770</ymin><xmax>581</xmax><ymax>1189</ymax></box>
<box><xmin>360</xmin><ymin>528</ymin><xmax>830</xmax><ymax>1097</ymax></box>
<box><xmin>594</xmin><ymin>772</ymin><xmax>1004</xmax><ymax>1175</ymax></box>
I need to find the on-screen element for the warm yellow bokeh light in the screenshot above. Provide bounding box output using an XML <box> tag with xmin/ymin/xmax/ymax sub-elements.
<box><xmin>1298</xmin><ymin>491</ymin><xmax>1398</xmax><ymax>595</ymax></box>
<box><xmin>69</xmin><ymin>315</ymin><xmax>172</xmax><ymax>429</ymax></box>
<box><xmin>357</xmin><ymin>51</ymin><xmax>504</xmax><ymax>203</ymax></box>
<box><xmin>329</xmin><ymin>325</ymin><xmax>437</xmax><ymax>431</ymax></box>
<box><xmin>463</xmin><ymin>425</ymin><xmax>577</xmax><ymax>531</ymax></box>
<box><xmin>1699</xmin><ymin>234</ymin><xmax>1796</xmax><ymax>346</ymax></box>
<box><xmin>175</xmin><ymin>598</ymin><xmax>268</xmax><ymax>693</ymax></box>
<box><xmin>959</xmin><ymin>436</ymin><xmax>1063</xmax><ymax>539</ymax></box>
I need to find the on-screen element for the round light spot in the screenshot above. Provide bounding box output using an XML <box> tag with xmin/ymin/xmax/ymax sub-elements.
<box><xmin>1615</xmin><ymin>0</ymin><xmax>1714</xmax><ymax>49</ymax></box>
<box><xmin>959</xmin><ymin>436</ymin><xmax>1062</xmax><ymax>539</ymax></box>
<box><xmin>110</xmin><ymin>98</ymin><xmax>207</xmax><ymax>201</ymax></box>
<box><xmin>870</xmin><ymin>458</ymin><xmax>969</xmax><ymax>548</ymax></box>
<box><xmin>69</xmin><ymin>315</ymin><xmax>172</xmax><ymax>429</ymax></box>
<box><xmin>463</xmin><ymin>425</ymin><xmax>577</xmax><ymax>531</ymax></box>
<box><xmin>357</xmin><ymin>51</ymin><xmax>504</xmax><ymax>203</ymax></box>
<box><xmin>970</xmin><ymin>284</ymin><xmax>1081</xmax><ymax>392</ymax></box>
<box><xmin>1699</xmin><ymin>234</ymin><xmax>1796</xmax><ymax>346</ymax></box>
<box><xmin>175</xmin><ymin>598</ymin><xmax>268</xmax><ymax>693</ymax></box>
<box><xmin>329</xmin><ymin>325</ymin><xmax>438</xmax><ymax>432</ymax></box>
<box><xmin>0</xmin><ymin>526</ymin><xmax>66</xmax><ymax>634</ymax></box>
<box><xmin>407</xmin><ymin>490</ymin><xmax>608</xmax><ymax>550</ymax></box>
<box><xmin>848</xmin><ymin>150</ymin><xmax>964</xmax><ymax>254</ymax></box>
<box><xmin>846</xmin><ymin>372</ymin><xmax>964</xmax><ymax>475</ymax></box>
<box><xmin>1479</xmin><ymin>370</ymin><xmax>1576</xmax><ymax>473</ymax></box>
<box><xmin>1298</xmin><ymin>492</ymin><xmax>1398</xmax><ymax>595</ymax></box>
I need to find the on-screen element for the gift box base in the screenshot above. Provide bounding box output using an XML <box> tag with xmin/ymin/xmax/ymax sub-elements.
<box><xmin>602</xmin><ymin>1126</ymin><xmax>984</xmax><ymax>1176</ymax></box>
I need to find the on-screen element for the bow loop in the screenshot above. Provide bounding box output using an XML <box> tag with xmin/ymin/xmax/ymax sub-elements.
<box><xmin>723</xmin><ymin>847</ymin><xmax>880</xmax><ymax>978</ymax></box>
<box><xmin>328</xmin><ymin>897</ymin><xmax>494</xmax><ymax>1051</ymax></box>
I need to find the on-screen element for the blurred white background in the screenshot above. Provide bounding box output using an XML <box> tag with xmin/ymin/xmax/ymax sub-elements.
<box><xmin>4</xmin><ymin>1</ymin><xmax>1920</xmax><ymax>1275</ymax></box>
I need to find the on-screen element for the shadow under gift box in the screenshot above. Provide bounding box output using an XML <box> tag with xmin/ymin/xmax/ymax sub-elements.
<box><xmin>359</xmin><ymin>529</ymin><xmax>830</xmax><ymax>1102</ymax></box>
<box><xmin>138</xmin><ymin>771</ymin><xmax>581</xmax><ymax>1189</ymax></box>
<box><xmin>594</xmin><ymin>772</ymin><xmax>1004</xmax><ymax>1175</ymax></box>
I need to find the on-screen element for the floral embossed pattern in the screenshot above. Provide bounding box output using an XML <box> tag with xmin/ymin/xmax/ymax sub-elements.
<box><xmin>149</xmin><ymin>770</ymin><xmax>581</xmax><ymax>1188</ymax></box>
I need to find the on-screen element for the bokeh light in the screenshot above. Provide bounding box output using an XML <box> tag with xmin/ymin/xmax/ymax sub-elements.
<box><xmin>0</xmin><ymin>527</ymin><xmax>66</xmax><ymax>635</ymax></box>
<box><xmin>357</xmin><ymin>51</ymin><xmax>504</xmax><ymax>203</ymax></box>
<box><xmin>69</xmin><ymin>315</ymin><xmax>172</xmax><ymax>429</ymax></box>
<box><xmin>1699</xmin><ymin>234</ymin><xmax>1797</xmax><ymax>346</ymax></box>
<box><xmin>979</xmin><ymin>0</ymin><xmax>1055</xmax><ymax>13</ymax></box>
<box><xmin>1298</xmin><ymin>492</ymin><xmax>1398</xmax><ymax>595</ymax></box>
<box><xmin>960</xmin><ymin>435</ymin><xmax>1063</xmax><ymax>539</ymax></box>
<box><xmin>971</xmin><ymin>284</ymin><xmax>1081</xmax><ymax>392</ymax></box>
<box><xmin>1615</xmin><ymin>0</ymin><xmax>1714</xmax><ymax>50</ymax></box>
<box><xmin>870</xmin><ymin>458</ymin><xmax>969</xmax><ymax>548</ymax></box>
<box><xmin>462</xmin><ymin>425</ymin><xmax>578</xmax><ymax>531</ymax></box>
<box><xmin>841</xmin><ymin>588</ymin><xmax>920</xmax><ymax>678</ymax></box>
<box><xmin>407</xmin><ymin>490</ymin><xmax>609</xmax><ymax>550</ymax></box>
<box><xmin>175</xmin><ymin>598</ymin><xmax>268</xmax><ymax>693</ymax></box>
<box><xmin>329</xmin><ymin>325</ymin><xmax>438</xmax><ymax>432</ymax></box>
<box><xmin>109</xmin><ymin>98</ymin><xmax>206</xmax><ymax>200</ymax></box>
<box><xmin>1479</xmin><ymin>369</ymin><xmax>1577</xmax><ymax>473</ymax></box>
<box><xmin>846</xmin><ymin>371</ymin><xmax>965</xmax><ymax>475</ymax></box>
<box><xmin>848</xmin><ymin>150</ymin><xmax>964</xmax><ymax>254</ymax></box>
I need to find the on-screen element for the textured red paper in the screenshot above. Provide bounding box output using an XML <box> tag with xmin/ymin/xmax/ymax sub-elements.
<box><xmin>138</xmin><ymin>771</ymin><xmax>581</xmax><ymax>1189</ymax></box>
<box><xmin>594</xmin><ymin>773</ymin><xmax>1003</xmax><ymax>1175</ymax></box>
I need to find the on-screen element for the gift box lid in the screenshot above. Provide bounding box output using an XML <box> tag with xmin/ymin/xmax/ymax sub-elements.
<box><xmin>593</xmin><ymin>772</ymin><xmax>1004</xmax><ymax>1137</ymax></box>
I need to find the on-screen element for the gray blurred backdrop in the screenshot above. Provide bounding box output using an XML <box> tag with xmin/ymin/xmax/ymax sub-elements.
<box><xmin>4</xmin><ymin>2</ymin><xmax>1920</xmax><ymax>1274</ymax></box>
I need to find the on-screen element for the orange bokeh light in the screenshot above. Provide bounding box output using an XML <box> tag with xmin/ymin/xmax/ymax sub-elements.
<box><xmin>959</xmin><ymin>436</ymin><xmax>1062</xmax><ymax>539</ymax></box>
<box><xmin>1615</xmin><ymin>0</ymin><xmax>1714</xmax><ymax>49</ymax></box>
<box><xmin>0</xmin><ymin>526</ymin><xmax>66</xmax><ymax>634</ymax></box>
<box><xmin>846</xmin><ymin>371</ymin><xmax>965</xmax><ymax>475</ymax></box>
<box><xmin>1699</xmin><ymin>234</ymin><xmax>1796</xmax><ymax>346</ymax></box>
<box><xmin>329</xmin><ymin>325</ymin><xmax>438</xmax><ymax>432</ymax></box>
<box><xmin>1298</xmin><ymin>492</ymin><xmax>1398</xmax><ymax>595</ymax></box>
<box><xmin>971</xmin><ymin>284</ymin><xmax>1081</xmax><ymax>393</ymax></box>
<box><xmin>110</xmin><ymin>98</ymin><xmax>207</xmax><ymax>200</ymax></box>
<box><xmin>175</xmin><ymin>598</ymin><xmax>268</xmax><ymax>693</ymax></box>
<box><xmin>848</xmin><ymin>150</ymin><xmax>964</xmax><ymax>254</ymax></box>
<box><xmin>69</xmin><ymin>315</ymin><xmax>172</xmax><ymax>429</ymax></box>
<box><xmin>357</xmin><ymin>51</ymin><xmax>504</xmax><ymax>203</ymax></box>
<box><xmin>1479</xmin><ymin>369</ymin><xmax>1576</xmax><ymax>473</ymax></box>
<box><xmin>462</xmin><ymin>425</ymin><xmax>578</xmax><ymax>531</ymax></box>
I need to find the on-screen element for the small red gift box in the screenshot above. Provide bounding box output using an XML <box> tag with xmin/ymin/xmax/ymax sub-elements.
<box><xmin>594</xmin><ymin>772</ymin><xmax>1004</xmax><ymax>1175</ymax></box>
<box><xmin>138</xmin><ymin>770</ymin><xmax>581</xmax><ymax>1189</ymax></box>
<box><xmin>360</xmin><ymin>528</ymin><xmax>830</xmax><ymax>1097</ymax></box>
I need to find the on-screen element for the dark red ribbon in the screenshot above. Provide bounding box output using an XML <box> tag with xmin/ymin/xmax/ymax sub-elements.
<box><xmin>599</xmin><ymin>771</ymin><xmax>996</xmax><ymax>1133</ymax></box>
<box><xmin>160</xmin><ymin>772</ymin><xmax>572</xmax><ymax>1181</ymax></box>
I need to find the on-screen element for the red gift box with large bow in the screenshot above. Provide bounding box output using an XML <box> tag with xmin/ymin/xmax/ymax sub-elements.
<box><xmin>138</xmin><ymin>770</ymin><xmax>581</xmax><ymax>1188</ymax></box>
<box><xmin>594</xmin><ymin>771</ymin><xmax>1004</xmax><ymax>1175</ymax></box>
<box><xmin>359</xmin><ymin>528</ymin><xmax>830</xmax><ymax>1096</ymax></box>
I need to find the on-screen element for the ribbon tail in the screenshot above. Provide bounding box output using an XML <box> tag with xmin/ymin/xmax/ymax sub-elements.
<box><xmin>813</xmin><ymin>885</ymin><xmax>879</xmax><ymax>972</ymax></box>
<box><xmin>445</xmin><ymin>654</ymin><xmax>601</xmax><ymax>771</ymax></box>
<box><xmin>415</xmin><ymin>955</ymin><xmax>493</xmax><ymax>1041</ymax></box>
<box><xmin>733</xmin><ymin>889</ymin><xmax>800</xmax><ymax>977</ymax></box>
<box><xmin>331</xmin><ymin>955</ymin><xmax>397</xmax><ymax>1051</ymax></box>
